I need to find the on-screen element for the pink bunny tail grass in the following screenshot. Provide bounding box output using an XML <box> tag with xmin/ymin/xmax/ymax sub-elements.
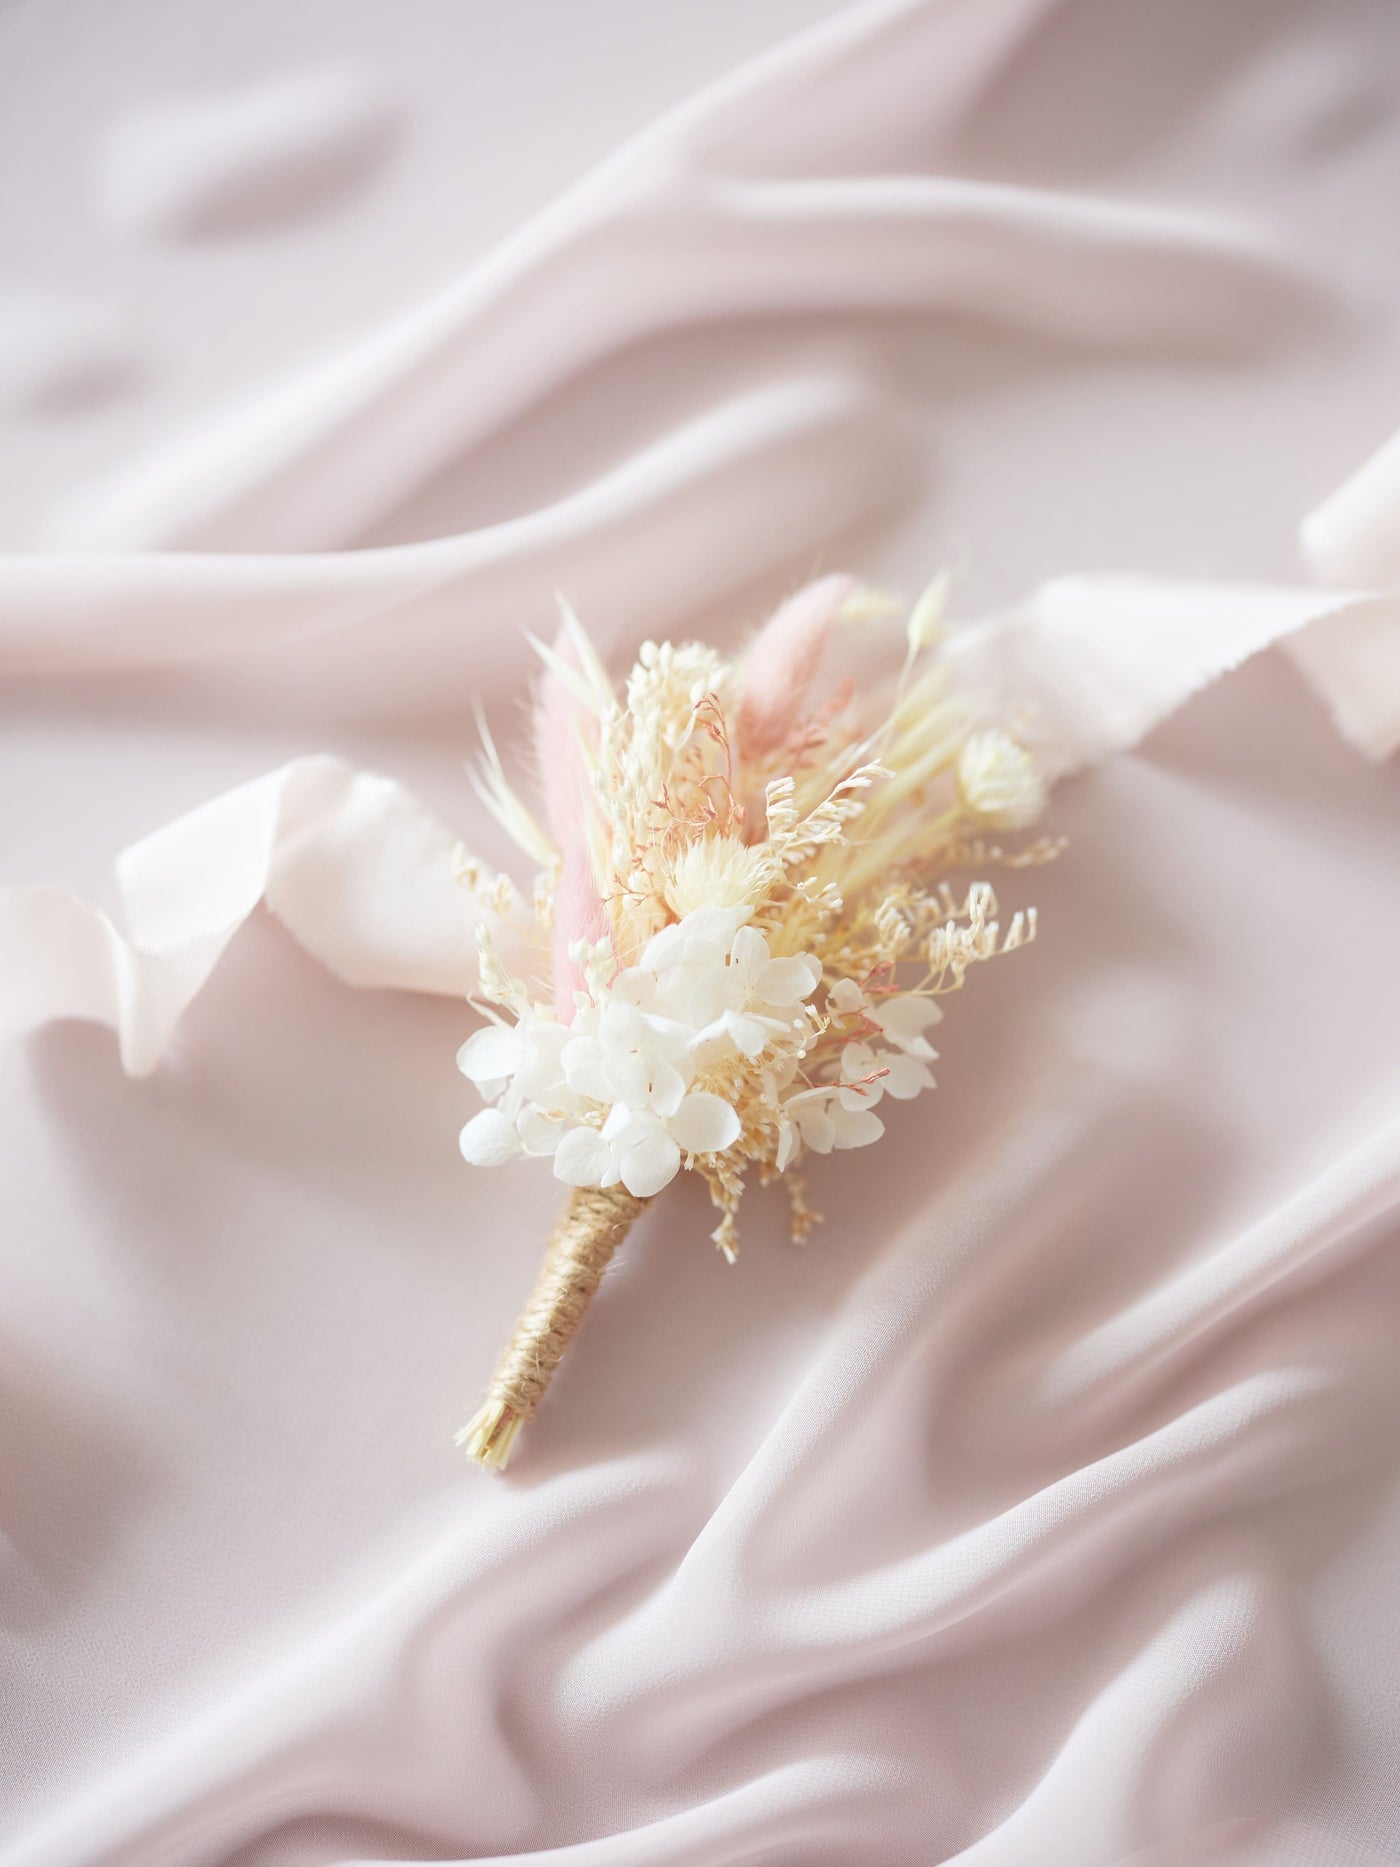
<box><xmin>533</xmin><ymin>627</ymin><xmax>592</xmax><ymax>848</ymax></box>
<box><xmin>553</xmin><ymin>839</ymin><xmax>611</xmax><ymax>1022</ymax></box>
<box><xmin>736</xmin><ymin>573</ymin><xmax>856</xmax><ymax>761</ymax></box>
<box><xmin>532</xmin><ymin>625</ymin><xmax>611</xmax><ymax>1021</ymax></box>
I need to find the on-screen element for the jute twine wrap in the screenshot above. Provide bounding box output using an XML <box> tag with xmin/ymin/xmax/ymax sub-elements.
<box><xmin>458</xmin><ymin>1184</ymin><xmax>649</xmax><ymax>1469</ymax></box>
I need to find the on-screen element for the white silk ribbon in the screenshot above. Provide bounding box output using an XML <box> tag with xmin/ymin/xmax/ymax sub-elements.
<box><xmin>940</xmin><ymin>426</ymin><xmax>1400</xmax><ymax>777</ymax></box>
<box><xmin>0</xmin><ymin>757</ymin><xmax>525</xmax><ymax>1076</ymax></box>
<box><xmin>945</xmin><ymin>580</ymin><xmax>1400</xmax><ymax>782</ymax></box>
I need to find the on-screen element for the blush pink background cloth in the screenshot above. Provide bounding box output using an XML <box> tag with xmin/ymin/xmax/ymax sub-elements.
<box><xmin>3</xmin><ymin>2</ymin><xmax>1400</xmax><ymax>1863</ymax></box>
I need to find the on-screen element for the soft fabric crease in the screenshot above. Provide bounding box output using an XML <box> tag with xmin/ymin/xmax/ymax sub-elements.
<box><xmin>5</xmin><ymin>0</ymin><xmax>1400</xmax><ymax>1862</ymax></box>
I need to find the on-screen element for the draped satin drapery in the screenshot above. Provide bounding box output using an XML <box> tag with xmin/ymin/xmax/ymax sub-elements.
<box><xmin>3</xmin><ymin>3</ymin><xmax>1400</xmax><ymax>1863</ymax></box>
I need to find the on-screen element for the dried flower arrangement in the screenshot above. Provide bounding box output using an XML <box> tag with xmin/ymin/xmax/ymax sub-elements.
<box><xmin>455</xmin><ymin>574</ymin><xmax>1053</xmax><ymax>1468</ymax></box>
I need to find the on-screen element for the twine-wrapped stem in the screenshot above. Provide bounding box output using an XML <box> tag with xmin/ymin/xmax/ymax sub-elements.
<box><xmin>458</xmin><ymin>1183</ymin><xmax>649</xmax><ymax>1470</ymax></box>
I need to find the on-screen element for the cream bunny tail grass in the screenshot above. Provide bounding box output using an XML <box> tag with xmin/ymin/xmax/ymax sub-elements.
<box><xmin>458</xmin><ymin>1184</ymin><xmax>648</xmax><ymax>1469</ymax></box>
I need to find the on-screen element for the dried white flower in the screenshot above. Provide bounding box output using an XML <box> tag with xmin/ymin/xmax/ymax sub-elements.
<box><xmin>956</xmin><ymin>729</ymin><xmax>1047</xmax><ymax>830</ymax></box>
<box><xmin>661</xmin><ymin>835</ymin><xmax>774</xmax><ymax>919</ymax></box>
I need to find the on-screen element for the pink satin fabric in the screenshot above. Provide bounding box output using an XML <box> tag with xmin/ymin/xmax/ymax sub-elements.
<box><xmin>3</xmin><ymin>2</ymin><xmax>1400</xmax><ymax>1863</ymax></box>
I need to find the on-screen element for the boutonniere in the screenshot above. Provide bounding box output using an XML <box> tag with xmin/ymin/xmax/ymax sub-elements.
<box><xmin>454</xmin><ymin>575</ymin><xmax>1055</xmax><ymax>1467</ymax></box>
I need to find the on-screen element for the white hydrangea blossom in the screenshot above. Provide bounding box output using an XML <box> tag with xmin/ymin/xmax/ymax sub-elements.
<box><xmin>772</xmin><ymin>978</ymin><xmax>940</xmax><ymax>1170</ymax></box>
<box><xmin>458</xmin><ymin>905</ymin><xmax>942</xmax><ymax>1201</ymax></box>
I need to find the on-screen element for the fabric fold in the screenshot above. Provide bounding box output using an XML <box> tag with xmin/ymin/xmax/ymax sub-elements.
<box><xmin>8</xmin><ymin>0</ymin><xmax>1400</xmax><ymax>1861</ymax></box>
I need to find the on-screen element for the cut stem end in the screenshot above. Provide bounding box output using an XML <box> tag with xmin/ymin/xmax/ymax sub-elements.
<box><xmin>456</xmin><ymin>1400</ymin><xmax>525</xmax><ymax>1472</ymax></box>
